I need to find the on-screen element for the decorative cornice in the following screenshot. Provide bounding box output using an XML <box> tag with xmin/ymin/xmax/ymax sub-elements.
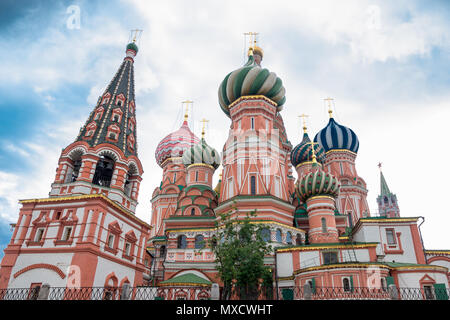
<box><xmin>186</xmin><ymin>163</ymin><xmax>215</xmax><ymax>170</ymax></box>
<box><xmin>19</xmin><ymin>194</ymin><xmax>151</xmax><ymax>229</ymax></box>
<box><xmin>276</xmin><ymin>242</ymin><xmax>378</xmax><ymax>253</ymax></box>
<box><xmin>325</xmin><ymin>149</ymin><xmax>357</xmax><ymax>156</ymax></box>
<box><xmin>228</xmin><ymin>95</ymin><xmax>278</xmax><ymax>109</ymax></box>
<box><xmin>425</xmin><ymin>250</ymin><xmax>450</xmax><ymax>255</ymax></box>
<box><xmin>295</xmin><ymin>161</ymin><xmax>321</xmax><ymax>169</ymax></box>
<box><xmin>158</xmin><ymin>282</ymin><xmax>211</xmax><ymax>288</ymax></box>
<box><xmin>358</xmin><ymin>217</ymin><xmax>419</xmax><ymax>223</ymax></box>
<box><xmin>294</xmin><ymin>263</ymin><xmax>391</xmax><ymax>275</ymax></box>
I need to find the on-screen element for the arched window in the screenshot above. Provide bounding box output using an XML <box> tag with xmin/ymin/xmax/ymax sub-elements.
<box><xmin>286</xmin><ymin>232</ymin><xmax>292</xmax><ymax>245</ymax></box>
<box><xmin>260</xmin><ymin>228</ymin><xmax>271</xmax><ymax>242</ymax></box>
<box><xmin>250</xmin><ymin>175</ymin><xmax>256</xmax><ymax>195</ymax></box>
<box><xmin>343</xmin><ymin>278</ymin><xmax>351</xmax><ymax>292</ymax></box>
<box><xmin>124</xmin><ymin>163</ymin><xmax>137</xmax><ymax>198</ymax></box>
<box><xmin>295</xmin><ymin>234</ymin><xmax>302</xmax><ymax>245</ymax></box>
<box><xmin>71</xmin><ymin>158</ymin><xmax>82</xmax><ymax>183</ymax></box>
<box><xmin>191</xmin><ymin>208</ymin><xmax>196</xmax><ymax>216</ymax></box>
<box><xmin>177</xmin><ymin>235</ymin><xmax>187</xmax><ymax>249</ymax></box>
<box><xmin>384</xmin><ymin>196</ymin><xmax>389</xmax><ymax>204</ymax></box>
<box><xmin>195</xmin><ymin>235</ymin><xmax>205</xmax><ymax>249</ymax></box>
<box><xmin>159</xmin><ymin>245</ymin><xmax>166</xmax><ymax>258</ymax></box>
<box><xmin>276</xmin><ymin>229</ymin><xmax>282</xmax><ymax>242</ymax></box>
<box><xmin>93</xmin><ymin>155</ymin><xmax>115</xmax><ymax>187</ymax></box>
<box><xmin>124</xmin><ymin>172</ymin><xmax>132</xmax><ymax>197</ymax></box>
<box><xmin>321</xmin><ymin>218</ymin><xmax>327</xmax><ymax>233</ymax></box>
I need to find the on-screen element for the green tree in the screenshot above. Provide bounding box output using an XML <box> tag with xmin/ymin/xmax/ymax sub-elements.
<box><xmin>210</xmin><ymin>208</ymin><xmax>273</xmax><ymax>300</ymax></box>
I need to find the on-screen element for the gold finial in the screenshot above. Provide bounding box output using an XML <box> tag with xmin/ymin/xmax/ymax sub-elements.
<box><xmin>307</xmin><ymin>140</ymin><xmax>319</xmax><ymax>163</ymax></box>
<box><xmin>324</xmin><ymin>97</ymin><xmax>334</xmax><ymax>118</ymax></box>
<box><xmin>244</xmin><ymin>32</ymin><xmax>259</xmax><ymax>56</ymax></box>
<box><xmin>130</xmin><ymin>29</ymin><xmax>143</xmax><ymax>43</ymax></box>
<box><xmin>299</xmin><ymin>114</ymin><xmax>309</xmax><ymax>133</ymax></box>
<box><xmin>182</xmin><ymin>100</ymin><xmax>193</xmax><ymax>121</ymax></box>
<box><xmin>378</xmin><ymin>162</ymin><xmax>383</xmax><ymax>171</ymax></box>
<box><xmin>200</xmin><ymin>118</ymin><xmax>209</xmax><ymax>138</ymax></box>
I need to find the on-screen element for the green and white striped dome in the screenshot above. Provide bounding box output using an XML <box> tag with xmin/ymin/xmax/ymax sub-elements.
<box><xmin>296</xmin><ymin>164</ymin><xmax>340</xmax><ymax>202</ymax></box>
<box><xmin>218</xmin><ymin>51</ymin><xmax>286</xmax><ymax>117</ymax></box>
<box><xmin>182</xmin><ymin>138</ymin><xmax>221</xmax><ymax>170</ymax></box>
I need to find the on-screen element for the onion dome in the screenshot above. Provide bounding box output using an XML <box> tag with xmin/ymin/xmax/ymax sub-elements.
<box><xmin>182</xmin><ymin>138</ymin><xmax>221</xmax><ymax>170</ymax></box>
<box><xmin>296</xmin><ymin>164</ymin><xmax>340</xmax><ymax>202</ymax></box>
<box><xmin>291</xmin><ymin>132</ymin><xmax>325</xmax><ymax>167</ymax></box>
<box><xmin>126</xmin><ymin>42</ymin><xmax>138</xmax><ymax>53</ymax></box>
<box><xmin>218</xmin><ymin>47</ymin><xmax>286</xmax><ymax>117</ymax></box>
<box><xmin>314</xmin><ymin>116</ymin><xmax>359</xmax><ymax>154</ymax></box>
<box><xmin>155</xmin><ymin>120</ymin><xmax>200</xmax><ymax>167</ymax></box>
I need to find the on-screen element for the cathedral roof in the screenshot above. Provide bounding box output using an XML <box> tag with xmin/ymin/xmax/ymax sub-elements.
<box><xmin>75</xmin><ymin>42</ymin><xmax>139</xmax><ymax>158</ymax></box>
<box><xmin>155</xmin><ymin>120</ymin><xmax>200</xmax><ymax>167</ymax></box>
<box><xmin>314</xmin><ymin>117</ymin><xmax>359</xmax><ymax>154</ymax></box>
<box><xmin>218</xmin><ymin>47</ymin><xmax>286</xmax><ymax>117</ymax></box>
<box><xmin>296</xmin><ymin>163</ymin><xmax>340</xmax><ymax>202</ymax></box>
<box><xmin>291</xmin><ymin>132</ymin><xmax>325</xmax><ymax>167</ymax></box>
<box><xmin>159</xmin><ymin>273</ymin><xmax>212</xmax><ymax>287</ymax></box>
<box><xmin>182</xmin><ymin>138</ymin><xmax>221</xmax><ymax>169</ymax></box>
<box><xmin>379</xmin><ymin>170</ymin><xmax>392</xmax><ymax>196</ymax></box>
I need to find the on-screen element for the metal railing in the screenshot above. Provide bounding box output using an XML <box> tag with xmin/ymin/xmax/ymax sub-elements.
<box><xmin>277</xmin><ymin>286</ymin><xmax>450</xmax><ymax>300</ymax></box>
<box><xmin>0</xmin><ymin>285</ymin><xmax>448</xmax><ymax>300</ymax></box>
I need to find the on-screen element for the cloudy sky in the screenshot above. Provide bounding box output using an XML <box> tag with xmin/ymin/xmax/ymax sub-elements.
<box><xmin>0</xmin><ymin>0</ymin><xmax>449</xmax><ymax>258</ymax></box>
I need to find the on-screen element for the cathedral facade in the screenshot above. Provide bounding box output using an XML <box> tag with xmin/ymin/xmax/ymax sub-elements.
<box><xmin>0</xmin><ymin>39</ymin><xmax>449</xmax><ymax>300</ymax></box>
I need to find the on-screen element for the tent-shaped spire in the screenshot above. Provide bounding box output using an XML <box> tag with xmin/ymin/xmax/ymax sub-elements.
<box><xmin>380</xmin><ymin>170</ymin><xmax>392</xmax><ymax>196</ymax></box>
<box><xmin>75</xmin><ymin>41</ymin><xmax>139</xmax><ymax>158</ymax></box>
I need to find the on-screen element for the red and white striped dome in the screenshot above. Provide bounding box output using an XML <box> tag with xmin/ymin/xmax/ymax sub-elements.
<box><xmin>155</xmin><ymin>120</ymin><xmax>200</xmax><ymax>167</ymax></box>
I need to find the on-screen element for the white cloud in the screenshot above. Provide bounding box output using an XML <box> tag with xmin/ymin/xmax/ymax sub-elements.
<box><xmin>1</xmin><ymin>0</ymin><xmax>449</xmax><ymax>251</ymax></box>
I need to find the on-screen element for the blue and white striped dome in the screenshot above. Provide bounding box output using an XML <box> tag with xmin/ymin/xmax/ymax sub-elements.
<box><xmin>314</xmin><ymin>118</ymin><xmax>359</xmax><ymax>153</ymax></box>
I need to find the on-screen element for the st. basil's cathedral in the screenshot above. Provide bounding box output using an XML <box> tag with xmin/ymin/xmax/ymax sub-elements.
<box><xmin>0</xmin><ymin>36</ymin><xmax>449</xmax><ymax>300</ymax></box>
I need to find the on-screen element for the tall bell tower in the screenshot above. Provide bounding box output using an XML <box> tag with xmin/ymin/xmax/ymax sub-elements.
<box><xmin>50</xmin><ymin>36</ymin><xmax>143</xmax><ymax>213</ymax></box>
<box><xmin>0</xmin><ymin>36</ymin><xmax>152</xmax><ymax>291</ymax></box>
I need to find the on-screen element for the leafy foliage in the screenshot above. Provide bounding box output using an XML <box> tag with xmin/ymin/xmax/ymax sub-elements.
<box><xmin>209</xmin><ymin>208</ymin><xmax>273</xmax><ymax>300</ymax></box>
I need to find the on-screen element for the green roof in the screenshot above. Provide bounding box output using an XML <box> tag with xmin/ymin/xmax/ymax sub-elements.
<box><xmin>160</xmin><ymin>273</ymin><xmax>212</xmax><ymax>286</ymax></box>
<box><xmin>126</xmin><ymin>42</ymin><xmax>138</xmax><ymax>53</ymax></box>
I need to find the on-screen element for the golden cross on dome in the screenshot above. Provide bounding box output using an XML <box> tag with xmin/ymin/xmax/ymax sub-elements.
<box><xmin>244</xmin><ymin>32</ymin><xmax>259</xmax><ymax>55</ymax></box>
<box><xmin>182</xmin><ymin>100</ymin><xmax>193</xmax><ymax>120</ymax></box>
<box><xmin>306</xmin><ymin>140</ymin><xmax>319</xmax><ymax>163</ymax></box>
<box><xmin>299</xmin><ymin>114</ymin><xmax>309</xmax><ymax>133</ymax></box>
<box><xmin>324</xmin><ymin>97</ymin><xmax>334</xmax><ymax>118</ymax></box>
<box><xmin>130</xmin><ymin>29</ymin><xmax>143</xmax><ymax>43</ymax></box>
<box><xmin>378</xmin><ymin>162</ymin><xmax>383</xmax><ymax>170</ymax></box>
<box><xmin>200</xmin><ymin>118</ymin><xmax>209</xmax><ymax>138</ymax></box>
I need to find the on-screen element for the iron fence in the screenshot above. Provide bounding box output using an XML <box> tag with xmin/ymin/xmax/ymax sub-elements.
<box><xmin>0</xmin><ymin>285</ymin><xmax>448</xmax><ymax>300</ymax></box>
<box><xmin>277</xmin><ymin>286</ymin><xmax>450</xmax><ymax>301</ymax></box>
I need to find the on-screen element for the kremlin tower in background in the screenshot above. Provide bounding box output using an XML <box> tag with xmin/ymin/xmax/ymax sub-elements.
<box><xmin>0</xmin><ymin>32</ymin><xmax>449</xmax><ymax>300</ymax></box>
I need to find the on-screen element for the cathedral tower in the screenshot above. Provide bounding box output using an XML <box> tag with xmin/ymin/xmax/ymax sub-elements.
<box><xmin>0</xmin><ymin>40</ymin><xmax>152</xmax><ymax>291</ymax></box>
<box><xmin>216</xmin><ymin>42</ymin><xmax>295</xmax><ymax>227</ymax></box>
<box><xmin>376</xmin><ymin>163</ymin><xmax>400</xmax><ymax>218</ymax></box>
<box><xmin>150</xmin><ymin>105</ymin><xmax>200</xmax><ymax>238</ymax></box>
<box><xmin>296</xmin><ymin>144</ymin><xmax>340</xmax><ymax>243</ymax></box>
<box><xmin>314</xmin><ymin>101</ymin><xmax>370</xmax><ymax>227</ymax></box>
<box><xmin>50</xmin><ymin>41</ymin><xmax>143</xmax><ymax>213</ymax></box>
